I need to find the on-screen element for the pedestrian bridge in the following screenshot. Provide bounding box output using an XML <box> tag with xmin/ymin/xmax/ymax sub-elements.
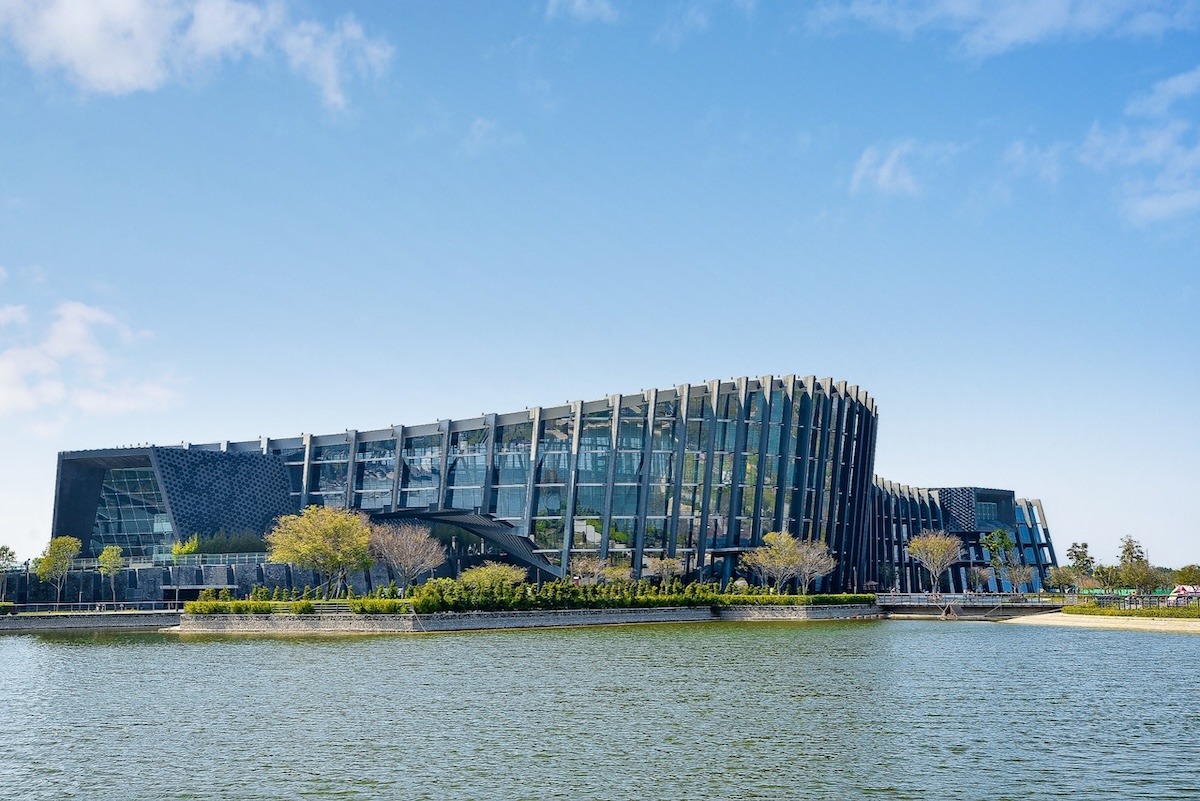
<box><xmin>875</xmin><ymin>592</ymin><xmax>1064</xmax><ymax>619</ymax></box>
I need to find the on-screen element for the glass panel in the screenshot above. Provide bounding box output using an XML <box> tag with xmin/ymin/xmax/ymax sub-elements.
<box><xmin>613</xmin><ymin>452</ymin><xmax>643</xmax><ymax>482</ymax></box>
<box><xmin>447</xmin><ymin>488</ymin><xmax>483</xmax><ymax>510</ymax></box>
<box><xmin>312</xmin><ymin>444</ymin><xmax>350</xmax><ymax>462</ymax></box>
<box><xmin>450</xmin><ymin>428</ymin><xmax>489</xmax><ymax>453</ymax></box>
<box><xmin>573</xmin><ymin>517</ymin><xmax>603</xmax><ymax>547</ymax></box>
<box><xmin>575</xmin><ymin>485</ymin><xmax>606</xmax><ymax>517</ymax></box>
<box><xmin>356</xmin><ymin>440</ymin><xmax>396</xmax><ymax>460</ymax></box>
<box><xmin>404</xmin><ymin>435</ymin><xmax>442</xmax><ymax>457</ymax></box>
<box><xmin>617</xmin><ymin>419</ymin><xmax>645</xmax><ymax>450</ymax></box>
<box><xmin>534</xmin><ymin>486</ymin><xmax>565</xmax><ymax>516</ymax></box>
<box><xmin>355</xmin><ymin>491</ymin><xmax>390</xmax><ymax>511</ymax></box>
<box><xmin>90</xmin><ymin>466</ymin><xmax>172</xmax><ymax>559</ymax></box>
<box><xmin>491</xmin><ymin>486</ymin><xmax>527</xmax><ymax>518</ymax></box>
<box><xmin>446</xmin><ymin>455</ymin><xmax>486</xmax><ymax>487</ymax></box>
<box><xmin>533</xmin><ymin>519</ymin><xmax>565</xmax><ymax>550</ymax></box>
<box><xmin>354</xmin><ymin>460</ymin><xmax>395</xmax><ymax>492</ymax></box>
<box><xmin>651</xmin><ymin>418</ymin><xmax>677</xmax><ymax>451</ymax></box>
<box><xmin>315</xmin><ymin>462</ymin><xmax>348</xmax><ymax>493</ymax></box>
<box><xmin>400</xmin><ymin>488</ymin><xmax>437</xmax><ymax>508</ymax></box>
<box><xmin>496</xmin><ymin>422</ymin><xmax>533</xmax><ymax>450</ymax></box>
<box><xmin>579</xmin><ymin>414</ymin><xmax>612</xmax><ymax>449</ymax></box>
<box><xmin>402</xmin><ymin>458</ymin><xmax>439</xmax><ymax>490</ymax></box>
<box><xmin>611</xmin><ymin>485</ymin><xmax>639</xmax><ymax>517</ymax></box>
<box><xmin>648</xmin><ymin>452</ymin><xmax>673</xmax><ymax>482</ymax></box>
<box><xmin>539</xmin><ymin>417</ymin><xmax>573</xmax><ymax>451</ymax></box>
<box><xmin>607</xmin><ymin>518</ymin><xmax>635</xmax><ymax>550</ymax></box>
<box><xmin>644</xmin><ymin>519</ymin><xmax>667</xmax><ymax>551</ymax></box>
<box><xmin>274</xmin><ymin>447</ymin><xmax>305</xmax><ymax>462</ymax></box>
<box><xmin>493</xmin><ymin>453</ymin><xmax>529</xmax><ymax>485</ymax></box>
<box><xmin>647</xmin><ymin>484</ymin><xmax>670</xmax><ymax>517</ymax></box>
<box><xmin>680</xmin><ymin>453</ymin><xmax>705</xmax><ymax>484</ymax></box>
<box><xmin>537</xmin><ymin>452</ymin><xmax>571</xmax><ymax>484</ymax></box>
<box><xmin>575</xmin><ymin>451</ymin><xmax>609</xmax><ymax>484</ymax></box>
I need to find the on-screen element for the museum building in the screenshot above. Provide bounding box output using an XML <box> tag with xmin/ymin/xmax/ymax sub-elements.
<box><xmin>50</xmin><ymin>374</ymin><xmax>1058</xmax><ymax>593</ymax></box>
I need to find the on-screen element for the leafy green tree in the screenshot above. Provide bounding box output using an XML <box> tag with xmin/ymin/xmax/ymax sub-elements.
<box><xmin>1066</xmin><ymin>542</ymin><xmax>1095</xmax><ymax>575</ymax></box>
<box><xmin>458</xmin><ymin>562</ymin><xmax>527</xmax><ymax>589</ymax></box>
<box><xmin>36</xmin><ymin>536</ymin><xmax>82</xmax><ymax>605</ymax></box>
<box><xmin>1092</xmin><ymin>564</ymin><xmax>1120</xmax><ymax>591</ymax></box>
<box><xmin>97</xmin><ymin>545</ymin><xmax>124</xmax><ymax>603</ymax></box>
<box><xmin>906</xmin><ymin>530</ymin><xmax>963</xmax><ymax>593</ymax></box>
<box><xmin>1116</xmin><ymin>535</ymin><xmax>1157</xmax><ymax>593</ymax></box>
<box><xmin>368</xmin><ymin>522</ymin><xmax>446</xmax><ymax>596</ymax></box>
<box><xmin>0</xmin><ymin>545</ymin><xmax>16</xmax><ymax>600</ymax></box>
<box><xmin>265</xmin><ymin>506</ymin><xmax>373</xmax><ymax>598</ymax></box>
<box><xmin>172</xmin><ymin>534</ymin><xmax>200</xmax><ymax>557</ymax></box>
<box><xmin>1118</xmin><ymin>535</ymin><xmax>1147</xmax><ymax>566</ymax></box>
<box><xmin>982</xmin><ymin>529</ymin><xmax>1014</xmax><ymax>579</ymax></box>
<box><xmin>1046</xmin><ymin>566</ymin><xmax>1076</xmax><ymax>592</ymax></box>
<box><xmin>1175</xmin><ymin>565</ymin><xmax>1200</xmax><ymax>585</ymax></box>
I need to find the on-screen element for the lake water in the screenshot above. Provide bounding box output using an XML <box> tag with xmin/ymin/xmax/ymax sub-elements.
<box><xmin>1</xmin><ymin>620</ymin><xmax>1197</xmax><ymax>800</ymax></box>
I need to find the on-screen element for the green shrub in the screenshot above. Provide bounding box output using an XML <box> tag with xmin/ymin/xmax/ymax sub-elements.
<box><xmin>1063</xmin><ymin>604</ymin><xmax>1200</xmax><ymax>619</ymax></box>
<box><xmin>290</xmin><ymin>600</ymin><xmax>315</xmax><ymax>615</ymax></box>
<box><xmin>184</xmin><ymin>600</ymin><xmax>229</xmax><ymax>614</ymax></box>
<box><xmin>347</xmin><ymin>598</ymin><xmax>413</xmax><ymax>614</ymax></box>
<box><xmin>0</xmin><ymin>602</ymin><xmax>15</xmax><ymax>615</ymax></box>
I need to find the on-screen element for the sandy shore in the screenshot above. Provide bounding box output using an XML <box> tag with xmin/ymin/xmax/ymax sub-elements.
<box><xmin>1003</xmin><ymin>611</ymin><xmax>1200</xmax><ymax>634</ymax></box>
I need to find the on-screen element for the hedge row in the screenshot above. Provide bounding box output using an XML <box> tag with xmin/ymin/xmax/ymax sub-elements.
<box><xmin>0</xmin><ymin>602</ymin><xmax>14</xmax><ymax>616</ymax></box>
<box><xmin>1063</xmin><ymin>604</ymin><xmax>1200</xmax><ymax>619</ymax></box>
<box><xmin>183</xmin><ymin>600</ymin><xmax>315</xmax><ymax>615</ymax></box>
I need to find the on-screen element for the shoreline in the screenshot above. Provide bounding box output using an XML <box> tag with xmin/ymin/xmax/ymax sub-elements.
<box><xmin>1002</xmin><ymin>611</ymin><xmax>1200</xmax><ymax>634</ymax></box>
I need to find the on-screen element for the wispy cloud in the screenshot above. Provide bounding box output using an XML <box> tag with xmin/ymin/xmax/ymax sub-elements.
<box><xmin>0</xmin><ymin>301</ymin><xmax>177</xmax><ymax>420</ymax></box>
<box><xmin>657</xmin><ymin>2</ymin><xmax>712</xmax><ymax>48</ymax></box>
<box><xmin>851</xmin><ymin>141</ymin><xmax>920</xmax><ymax>195</ymax></box>
<box><xmin>0</xmin><ymin>0</ymin><xmax>391</xmax><ymax>108</ymax></box>
<box><xmin>1080</xmin><ymin>63</ymin><xmax>1200</xmax><ymax>223</ymax></box>
<box><xmin>1003</xmin><ymin>140</ymin><xmax>1067</xmax><ymax>185</ymax></box>
<box><xmin>809</xmin><ymin>1</ymin><xmax>1200</xmax><ymax>57</ymax></box>
<box><xmin>460</xmin><ymin>117</ymin><xmax>523</xmax><ymax>157</ymax></box>
<box><xmin>545</xmin><ymin>0</ymin><xmax>619</xmax><ymax>24</ymax></box>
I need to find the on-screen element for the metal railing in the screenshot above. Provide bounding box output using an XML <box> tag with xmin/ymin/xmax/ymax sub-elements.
<box><xmin>9</xmin><ymin>601</ymin><xmax>183</xmax><ymax>614</ymax></box>
<box><xmin>875</xmin><ymin>592</ymin><xmax>1067</xmax><ymax>606</ymax></box>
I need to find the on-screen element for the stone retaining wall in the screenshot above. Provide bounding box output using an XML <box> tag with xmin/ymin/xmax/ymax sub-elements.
<box><xmin>178</xmin><ymin>604</ymin><xmax>882</xmax><ymax>634</ymax></box>
<box><xmin>0</xmin><ymin>612</ymin><xmax>181</xmax><ymax>633</ymax></box>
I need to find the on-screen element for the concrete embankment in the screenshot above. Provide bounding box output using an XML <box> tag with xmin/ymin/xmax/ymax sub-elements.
<box><xmin>0</xmin><ymin>611</ymin><xmax>181</xmax><ymax>633</ymax></box>
<box><xmin>1001</xmin><ymin>611</ymin><xmax>1200</xmax><ymax>635</ymax></box>
<box><xmin>177</xmin><ymin>604</ymin><xmax>881</xmax><ymax>634</ymax></box>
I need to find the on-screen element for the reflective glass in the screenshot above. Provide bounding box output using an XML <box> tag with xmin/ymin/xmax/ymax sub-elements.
<box><xmin>611</xmin><ymin>485</ymin><xmax>639</xmax><ymax>517</ymax></box>
<box><xmin>651</xmin><ymin>418</ymin><xmax>677</xmax><ymax>451</ymax></box>
<box><xmin>447</xmin><ymin>456</ymin><xmax>486</xmax><ymax>487</ymax></box>
<box><xmin>402</xmin><ymin>458</ymin><xmax>439</xmax><ymax>490</ymax></box>
<box><xmin>648</xmin><ymin>452</ymin><xmax>673</xmax><ymax>482</ymax></box>
<box><xmin>575</xmin><ymin>451</ymin><xmax>609</xmax><ymax>483</ymax></box>
<box><xmin>496</xmin><ymin>422</ymin><xmax>533</xmax><ymax>450</ymax></box>
<box><xmin>491</xmin><ymin>486</ymin><xmax>527</xmax><ymax>518</ymax></box>
<box><xmin>537</xmin><ymin>452</ymin><xmax>570</xmax><ymax>483</ymax></box>
<box><xmin>91</xmin><ymin>467</ymin><xmax>172</xmax><ymax>558</ymax></box>
<box><xmin>404</xmin><ymin>435</ymin><xmax>441</xmax><ymax>457</ymax></box>
<box><xmin>354</xmin><ymin>461</ymin><xmax>394</xmax><ymax>492</ymax></box>
<box><xmin>357</xmin><ymin>440</ymin><xmax>396</xmax><ymax>460</ymax></box>
<box><xmin>616</xmin><ymin>419</ymin><xmax>644</xmax><ymax>450</ymax></box>
<box><xmin>314</xmin><ymin>462</ymin><xmax>348</xmax><ymax>493</ymax></box>
<box><xmin>533</xmin><ymin>519</ymin><xmax>565</xmax><ymax>550</ymax></box>
<box><xmin>613</xmin><ymin>452</ymin><xmax>643</xmax><ymax>482</ymax></box>
<box><xmin>579</xmin><ymin>414</ymin><xmax>612</xmax><ymax>448</ymax></box>
<box><xmin>355</xmin><ymin>491</ymin><xmax>390</xmax><ymax>511</ymax></box>
<box><xmin>575</xmin><ymin>485</ymin><xmax>605</xmax><ymax>517</ymax></box>
<box><xmin>647</xmin><ymin>485</ymin><xmax>670</xmax><ymax>516</ymax></box>
<box><xmin>274</xmin><ymin>447</ymin><xmax>305</xmax><ymax>462</ymax></box>
<box><xmin>312</xmin><ymin>444</ymin><xmax>350</xmax><ymax>462</ymax></box>
<box><xmin>450</xmin><ymin>428</ymin><xmax>489</xmax><ymax>453</ymax></box>
<box><xmin>400</xmin><ymin>489</ymin><xmax>437</xmax><ymax>508</ymax></box>
<box><xmin>608</xmin><ymin>518</ymin><xmax>635</xmax><ymax>549</ymax></box>
<box><xmin>447</xmin><ymin>488</ymin><xmax>483</xmax><ymax>510</ymax></box>
<box><xmin>493</xmin><ymin>453</ymin><xmax>529</xmax><ymax>485</ymax></box>
<box><xmin>644</xmin><ymin>519</ymin><xmax>667</xmax><ymax>550</ymax></box>
<box><xmin>539</xmin><ymin>417</ymin><xmax>573</xmax><ymax>451</ymax></box>
<box><xmin>533</xmin><ymin>486</ymin><xmax>565</xmax><ymax>516</ymax></box>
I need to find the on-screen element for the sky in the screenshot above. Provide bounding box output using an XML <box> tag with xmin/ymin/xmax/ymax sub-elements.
<box><xmin>0</xmin><ymin>0</ymin><xmax>1197</xmax><ymax>567</ymax></box>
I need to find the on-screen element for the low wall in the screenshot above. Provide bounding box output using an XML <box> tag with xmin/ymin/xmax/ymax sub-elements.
<box><xmin>178</xmin><ymin>604</ymin><xmax>882</xmax><ymax>634</ymax></box>
<box><xmin>0</xmin><ymin>612</ymin><xmax>181</xmax><ymax>633</ymax></box>
<box><xmin>720</xmin><ymin>604</ymin><xmax>880</xmax><ymax>621</ymax></box>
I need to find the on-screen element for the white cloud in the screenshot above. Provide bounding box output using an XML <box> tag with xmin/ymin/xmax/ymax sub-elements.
<box><xmin>0</xmin><ymin>301</ymin><xmax>176</xmax><ymax>419</ymax></box>
<box><xmin>460</xmin><ymin>117</ymin><xmax>523</xmax><ymax>157</ymax></box>
<box><xmin>1080</xmin><ymin>65</ymin><xmax>1200</xmax><ymax>223</ymax></box>
<box><xmin>0</xmin><ymin>305</ymin><xmax>27</xmax><ymax>325</ymax></box>
<box><xmin>0</xmin><ymin>0</ymin><xmax>390</xmax><ymax>108</ymax></box>
<box><xmin>1126</xmin><ymin>63</ymin><xmax>1200</xmax><ymax>117</ymax></box>
<box><xmin>657</xmin><ymin>2</ymin><xmax>712</xmax><ymax>48</ymax></box>
<box><xmin>545</xmin><ymin>0</ymin><xmax>619</xmax><ymax>24</ymax></box>
<box><xmin>851</xmin><ymin>142</ymin><xmax>920</xmax><ymax>195</ymax></box>
<box><xmin>1003</xmin><ymin>140</ymin><xmax>1067</xmax><ymax>184</ymax></box>
<box><xmin>809</xmin><ymin>1</ymin><xmax>1200</xmax><ymax>56</ymax></box>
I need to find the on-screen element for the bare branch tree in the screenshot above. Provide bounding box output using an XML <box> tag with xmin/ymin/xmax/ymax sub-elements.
<box><xmin>968</xmin><ymin>565</ymin><xmax>993</xmax><ymax>593</ymax></box>
<box><xmin>369</xmin><ymin>522</ymin><xmax>446</xmax><ymax>596</ymax></box>
<box><xmin>642</xmin><ymin>555</ymin><xmax>683</xmax><ymax>583</ymax></box>
<box><xmin>740</xmin><ymin>532</ymin><xmax>836</xmax><ymax>593</ymax></box>
<box><xmin>570</xmin><ymin>554</ymin><xmax>606</xmax><ymax>583</ymax></box>
<box><xmin>906</xmin><ymin>530</ymin><xmax>963</xmax><ymax>593</ymax></box>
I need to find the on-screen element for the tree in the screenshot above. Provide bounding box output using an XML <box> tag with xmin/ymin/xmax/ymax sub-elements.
<box><xmin>369</xmin><ymin>522</ymin><xmax>445</xmax><ymax>596</ymax></box>
<box><xmin>1066</xmin><ymin>542</ymin><xmax>1095</xmax><ymax>575</ymax></box>
<box><xmin>97</xmin><ymin>545</ymin><xmax>124</xmax><ymax>603</ymax></box>
<box><xmin>1046</xmin><ymin>566</ymin><xmax>1077</xmax><ymax>592</ymax></box>
<box><xmin>982</xmin><ymin>529</ymin><xmax>1014</xmax><ymax>579</ymax></box>
<box><xmin>969</xmin><ymin>565</ymin><xmax>993</xmax><ymax>593</ymax></box>
<box><xmin>1092</xmin><ymin>564</ymin><xmax>1120</xmax><ymax>591</ymax></box>
<box><xmin>36</xmin><ymin>536</ymin><xmax>81</xmax><ymax>605</ymax></box>
<box><xmin>739</xmin><ymin>532</ymin><xmax>835</xmax><ymax>593</ymax></box>
<box><xmin>1118</xmin><ymin>535</ymin><xmax>1147</xmax><ymax>566</ymax></box>
<box><xmin>570</xmin><ymin>554</ymin><xmax>606</xmax><ymax>583</ymax></box>
<box><xmin>265</xmin><ymin>506</ymin><xmax>373</xmax><ymax>598</ymax></box>
<box><xmin>0</xmin><ymin>545</ymin><xmax>16</xmax><ymax>600</ymax></box>
<box><xmin>1003</xmin><ymin>558</ymin><xmax>1034</xmax><ymax>593</ymax></box>
<box><xmin>1176</xmin><ymin>564</ymin><xmax>1200</xmax><ymax>585</ymax></box>
<box><xmin>906</xmin><ymin>530</ymin><xmax>963</xmax><ymax>593</ymax></box>
<box><xmin>642</xmin><ymin>555</ymin><xmax>683</xmax><ymax>583</ymax></box>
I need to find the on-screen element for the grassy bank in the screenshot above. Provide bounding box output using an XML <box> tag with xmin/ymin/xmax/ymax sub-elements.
<box><xmin>1062</xmin><ymin>604</ymin><xmax>1200</xmax><ymax>619</ymax></box>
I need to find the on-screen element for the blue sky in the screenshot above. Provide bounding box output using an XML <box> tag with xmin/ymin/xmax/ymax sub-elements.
<box><xmin>1</xmin><ymin>0</ymin><xmax>1197</xmax><ymax>567</ymax></box>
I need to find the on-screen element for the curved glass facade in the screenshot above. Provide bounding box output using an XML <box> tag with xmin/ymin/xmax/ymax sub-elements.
<box><xmin>52</xmin><ymin>373</ymin><xmax>1055</xmax><ymax>590</ymax></box>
